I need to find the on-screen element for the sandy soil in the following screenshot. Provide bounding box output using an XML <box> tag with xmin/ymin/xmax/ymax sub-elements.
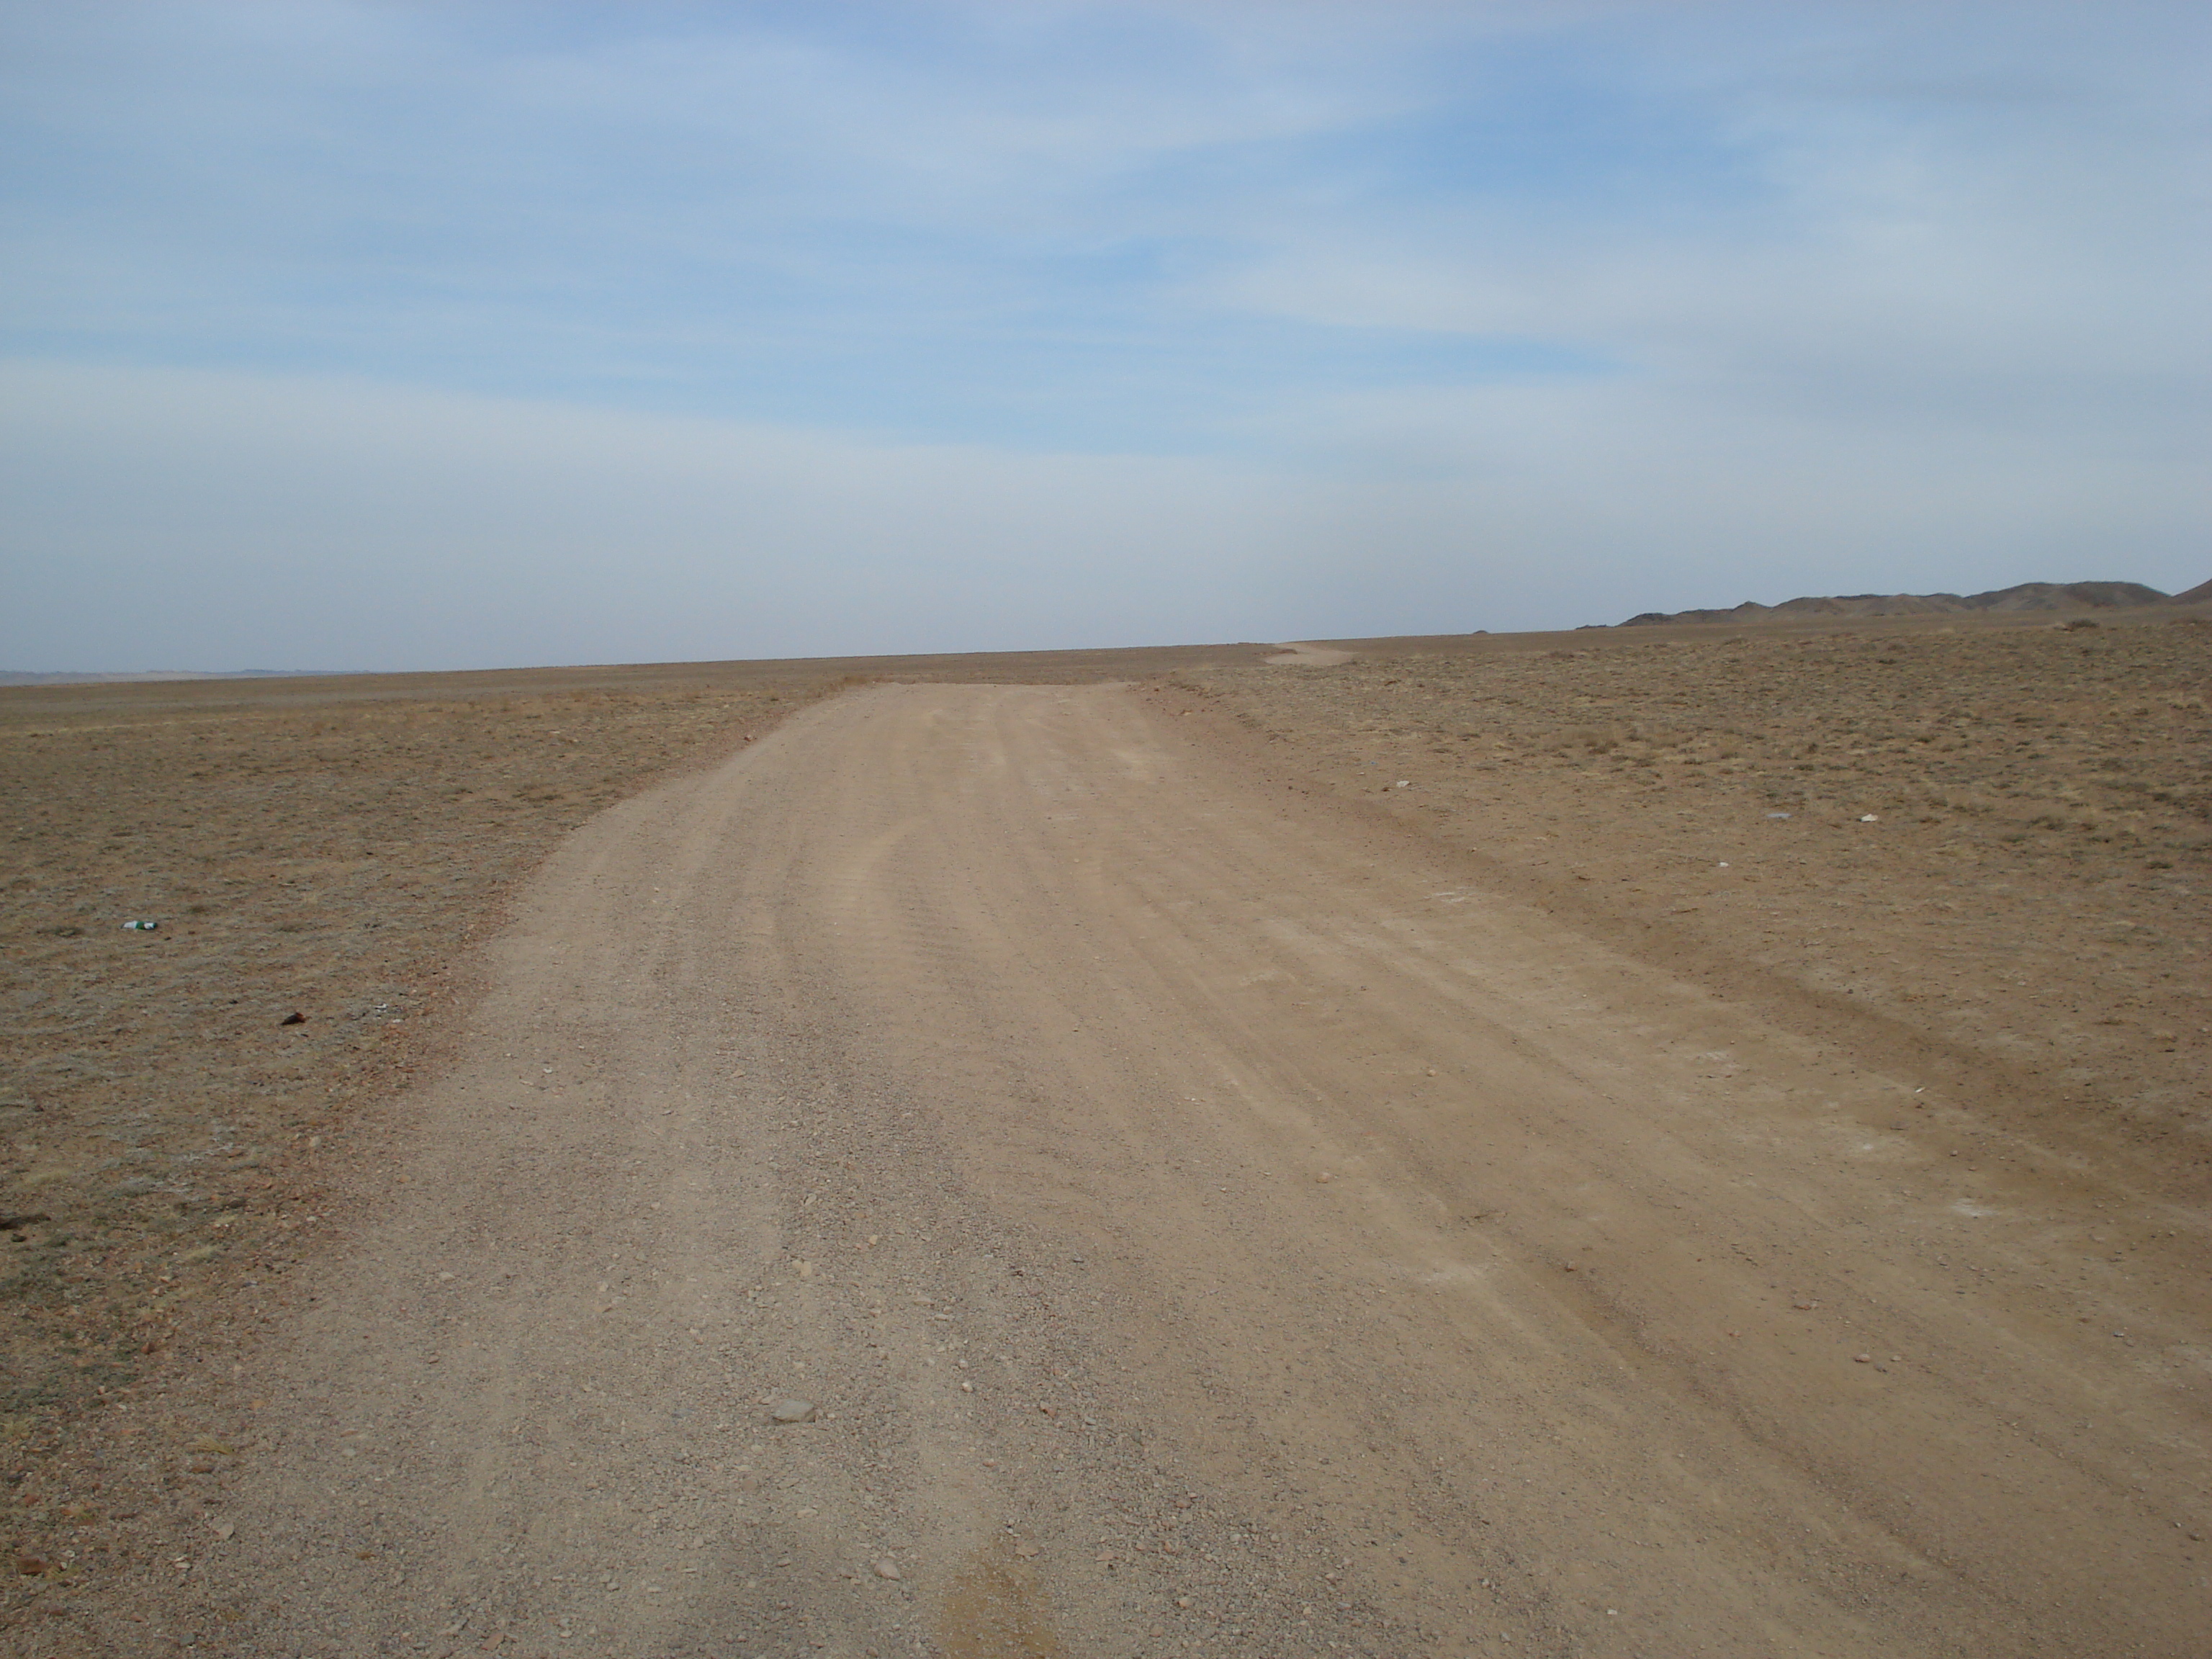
<box><xmin>1175</xmin><ymin>613</ymin><xmax>2211</xmax><ymax>1172</ymax></box>
<box><xmin>4</xmin><ymin>619</ymin><xmax>2207</xmax><ymax>1657</ymax></box>
<box><xmin>0</xmin><ymin>645</ymin><xmax>1277</xmax><ymax>1457</ymax></box>
<box><xmin>1</xmin><ymin>670</ymin><xmax>837</xmax><ymax>1440</ymax></box>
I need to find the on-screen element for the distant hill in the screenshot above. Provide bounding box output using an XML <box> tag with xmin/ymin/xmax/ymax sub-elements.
<box><xmin>1621</xmin><ymin>579</ymin><xmax>2191</xmax><ymax>628</ymax></box>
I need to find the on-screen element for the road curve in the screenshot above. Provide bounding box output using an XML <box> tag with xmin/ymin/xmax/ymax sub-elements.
<box><xmin>206</xmin><ymin>681</ymin><xmax>2206</xmax><ymax>1658</ymax></box>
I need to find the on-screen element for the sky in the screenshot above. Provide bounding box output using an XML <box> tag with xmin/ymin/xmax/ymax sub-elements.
<box><xmin>3</xmin><ymin>1</ymin><xmax>2206</xmax><ymax>672</ymax></box>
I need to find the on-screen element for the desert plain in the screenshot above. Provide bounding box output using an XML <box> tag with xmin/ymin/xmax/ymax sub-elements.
<box><xmin>2</xmin><ymin>605</ymin><xmax>2208</xmax><ymax>1658</ymax></box>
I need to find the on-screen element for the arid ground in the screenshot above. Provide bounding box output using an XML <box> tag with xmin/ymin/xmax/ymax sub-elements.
<box><xmin>3</xmin><ymin>610</ymin><xmax>2206</xmax><ymax>1658</ymax></box>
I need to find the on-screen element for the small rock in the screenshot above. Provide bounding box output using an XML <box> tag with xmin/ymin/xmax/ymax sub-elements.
<box><xmin>1853</xmin><ymin>1353</ymin><xmax>1872</xmax><ymax>1364</ymax></box>
<box><xmin>770</xmin><ymin>1398</ymin><xmax>817</xmax><ymax>1424</ymax></box>
<box><xmin>1858</xmin><ymin>814</ymin><xmax>1879</xmax><ymax>824</ymax></box>
<box><xmin>872</xmin><ymin>1559</ymin><xmax>902</xmax><ymax>1580</ymax></box>
<box><xmin>279</xmin><ymin>1011</ymin><xmax>306</xmax><ymax>1026</ymax></box>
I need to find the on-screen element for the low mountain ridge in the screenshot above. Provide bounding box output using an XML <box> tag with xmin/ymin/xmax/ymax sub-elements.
<box><xmin>1622</xmin><ymin>579</ymin><xmax>2190</xmax><ymax>628</ymax></box>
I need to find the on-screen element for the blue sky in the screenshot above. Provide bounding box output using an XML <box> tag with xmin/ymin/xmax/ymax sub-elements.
<box><xmin>4</xmin><ymin>1</ymin><xmax>2206</xmax><ymax>670</ymax></box>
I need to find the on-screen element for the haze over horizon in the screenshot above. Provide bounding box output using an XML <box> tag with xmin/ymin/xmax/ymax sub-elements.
<box><xmin>4</xmin><ymin>2</ymin><xmax>2206</xmax><ymax>674</ymax></box>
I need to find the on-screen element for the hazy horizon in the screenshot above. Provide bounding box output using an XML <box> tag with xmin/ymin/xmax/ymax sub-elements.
<box><xmin>5</xmin><ymin>2</ymin><xmax>2207</xmax><ymax>673</ymax></box>
<box><xmin>6</xmin><ymin>571</ymin><xmax>2203</xmax><ymax>683</ymax></box>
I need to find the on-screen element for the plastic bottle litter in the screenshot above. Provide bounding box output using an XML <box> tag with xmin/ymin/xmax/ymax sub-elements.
<box><xmin>122</xmin><ymin>920</ymin><xmax>159</xmax><ymax>932</ymax></box>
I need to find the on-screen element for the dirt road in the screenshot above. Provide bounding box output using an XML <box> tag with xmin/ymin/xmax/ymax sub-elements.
<box><xmin>190</xmin><ymin>681</ymin><xmax>2206</xmax><ymax>1658</ymax></box>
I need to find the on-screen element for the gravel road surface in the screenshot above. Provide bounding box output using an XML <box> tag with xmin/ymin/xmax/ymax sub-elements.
<box><xmin>191</xmin><ymin>682</ymin><xmax>2206</xmax><ymax>1658</ymax></box>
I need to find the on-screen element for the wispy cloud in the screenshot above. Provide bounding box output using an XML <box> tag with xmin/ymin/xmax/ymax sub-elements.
<box><xmin>1</xmin><ymin>2</ymin><xmax>2204</xmax><ymax>669</ymax></box>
